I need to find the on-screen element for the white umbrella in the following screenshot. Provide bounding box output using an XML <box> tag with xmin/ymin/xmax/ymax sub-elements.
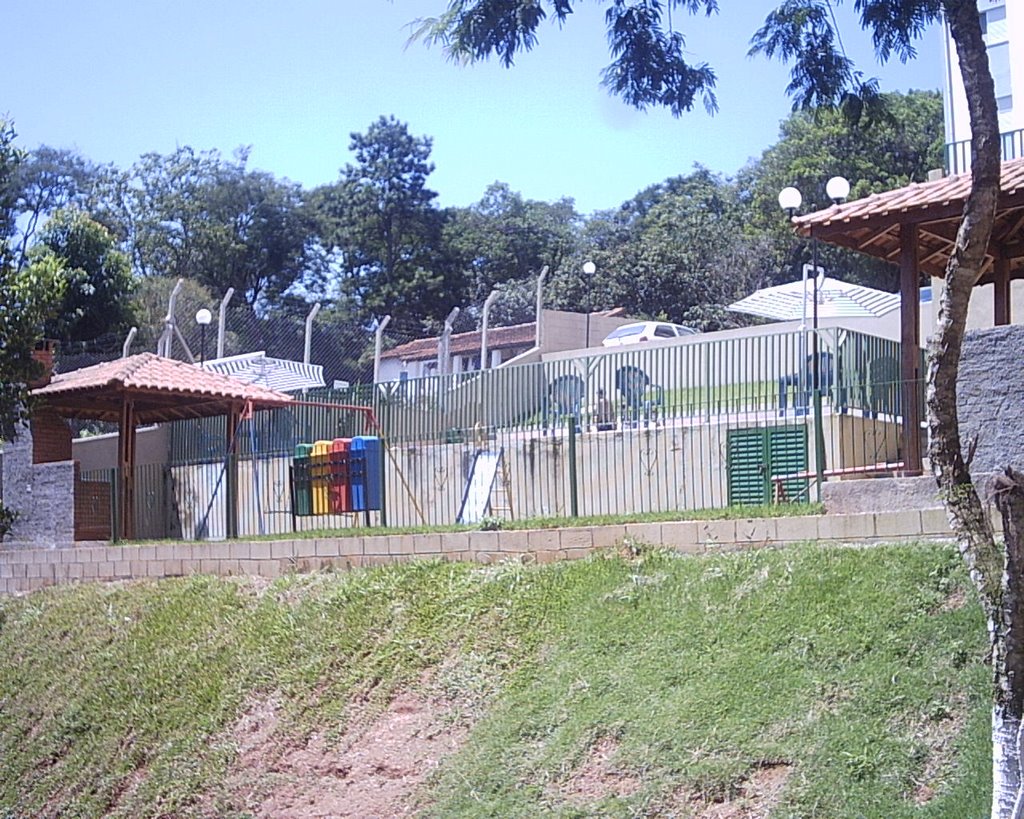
<box><xmin>202</xmin><ymin>351</ymin><xmax>325</xmax><ymax>393</ymax></box>
<box><xmin>728</xmin><ymin>276</ymin><xmax>901</xmax><ymax>322</ymax></box>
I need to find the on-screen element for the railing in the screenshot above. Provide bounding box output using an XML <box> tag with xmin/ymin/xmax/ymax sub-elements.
<box><xmin>90</xmin><ymin>378</ymin><xmax>917</xmax><ymax>541</ymax></box>
<box><xmin>90</xmin><ymin>327</ymin><xmax>921</xmax><ymax>542</ymax></box>
<box><xmin>945</xmin><ymin>127</ymin><xmax>1024</xmax><ymax>176</ymax></box>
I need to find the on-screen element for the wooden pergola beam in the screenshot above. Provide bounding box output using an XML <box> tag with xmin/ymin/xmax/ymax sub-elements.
<box><xmin>900</xmin><ymin>224</ymin><xmax>923</xmax><ymax>476</ymax></box>
<box><xmin>118</xmin><ymin>395</ymin><xmax>137</xmax><ymax>541</ymax></box>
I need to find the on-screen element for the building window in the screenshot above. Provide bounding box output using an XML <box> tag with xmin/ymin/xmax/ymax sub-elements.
<box><xmin>981</xmin><ymin>4</ymin><xmax>1007</xmax><ymax>40</ymax></box>
<box><xmin>989</xmin><ymin>41</ymin><xmax>1012</xmax><ymax>102</ymax></box>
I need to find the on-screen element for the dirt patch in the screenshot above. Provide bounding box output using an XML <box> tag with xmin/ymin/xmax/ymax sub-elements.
<box><xmin>545</xmin><ymin>735</ymin><xmax>643</xmax><ymax>806</ymax></box>
<box><xmin>910</xmin><ymin>697</ymin><xmax>969</xmax><ymax>805</ymax></box>
<box><xmin>210</xmin><ymin>690</ymin><xmax>466</xmax><ymax>818</ymax></box>
<box><xmin>939</xmin><ymin>586</ymin><xmax>968</xmax><ymax>612</ymax></box>
<box><xmin>665</xmin><ymin>761</ymin><xmax>793</xmax><ymax>819</ymax></box>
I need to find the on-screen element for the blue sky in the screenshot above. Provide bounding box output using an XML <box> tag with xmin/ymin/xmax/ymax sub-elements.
<box><xmin>5</xmin><ymin>1</ymin><xmax>943</xmax><ymax>215</ymax></box>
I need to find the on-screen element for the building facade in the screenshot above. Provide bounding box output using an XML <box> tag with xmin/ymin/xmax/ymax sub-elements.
<box><xmin>943</xmin><ymin>0</ymin><xmax>1024</xmax><ymax>174</ymax></box>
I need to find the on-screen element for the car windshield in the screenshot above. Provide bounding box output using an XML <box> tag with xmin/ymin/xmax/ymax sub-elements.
<box><xmin>606</xmin><ymin>325</ymin><xmax>645</xmax><ymax>338</ymax></box>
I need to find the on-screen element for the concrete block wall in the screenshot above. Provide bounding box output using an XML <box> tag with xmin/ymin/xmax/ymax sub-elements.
<box><xmin>958</xmin><ymin>325</ymin><xmax>1024</xmax><ymax>475</ymax></box>
<box><xmin>0</xmin><ymin>508</ymin><xmax>973</xmax><ymax>597</ymax></box>
<box><xmin>1</xmin><ymin>424</ymin><xmax>76</xmax><ymax>548</ymax></box>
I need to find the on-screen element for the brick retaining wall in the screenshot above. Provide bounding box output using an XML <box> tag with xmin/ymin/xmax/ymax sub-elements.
<box><xmin>0</xmin><ymin>507</ymin><xmax>973</xmax><ymax>596</ymax></box>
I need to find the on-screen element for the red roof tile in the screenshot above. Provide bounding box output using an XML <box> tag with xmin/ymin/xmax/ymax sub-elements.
<box><xmin>31</xmin><ymin>353</ymin><xmax>293</xmax><ymax>423</ymax></box>
<box><xmin>792</xmin><ymin>158</ymin><xmax>1024</xmax><ymax>282</ymax></box>
<box><xmin>384</xmin><ymin>322</ymin><xmax>536</xmax><ymax>362</ymax></box>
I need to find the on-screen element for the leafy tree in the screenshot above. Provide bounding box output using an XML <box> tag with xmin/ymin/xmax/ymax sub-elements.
<box><xmin>312</xmin><ymin>116</ymin><xmax>462</xmax><ymax>325</ymax></box>
<box><xmin>128</xmin><ymin>276</ymin><xmax>219</xmax><ymax>359</ymax></box>
<box><xmin>11</xmin><ymin>146</ymin><xmax>104</xmax><ymax>271</ymax></box>
<box><xmin>415</xmin><ymin>1</ymin><xmax>1020</xmax><ymax>811</ymax></box>
<box><xmin>742</xmin><ymin>90</ymin><xmax>945</xmax><ymax>291</ymax></box>
<box><xmin>444</xmin><ymin>182</ymin><xmax>581</xmax><ymax>306</ymax></box>
<box><xmin>0</xmin><ymin>120</ymin><xmax>65</xmax><ymax>442</ymax></box>
<box><xmin>548</xmin><ymin>169</ymin><xmax>768</xmax><ymax>329</ymax></box>
<box><xmin>32</xmin><ymin>209</ymin><xmax>136</xmax><ymax>344</ymax></box>
<box><xmin>102</xmin><ymin>147</ymin><xmax>314</xmax><ymax>307</ymax></box>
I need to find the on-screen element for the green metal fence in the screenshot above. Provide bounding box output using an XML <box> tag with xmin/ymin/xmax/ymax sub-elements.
<box><xmin>86</xmin><ymin>327</ymin><xmax>921</xmax><ymax>542</ymax></box>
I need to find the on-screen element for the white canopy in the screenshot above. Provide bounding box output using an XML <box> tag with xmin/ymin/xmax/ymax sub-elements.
<box><xmin>202</xmin><ymin>351</ymin><xmax>325</xmax><ymax>393</ymax></box>
<box><xmin>728</xmin><ymin>276</ymin><xmax>901</xmax><ymax>322</ymax></box>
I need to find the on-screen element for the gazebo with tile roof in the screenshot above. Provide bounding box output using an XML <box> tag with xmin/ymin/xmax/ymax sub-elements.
<box><xmin>31</xmin><ymin>353</ymin><xmax>293</xmax><ymax>540</ymax></box>
<box><xmin>791</xmin><ymin>158</ymin><xmax>1024</xmax><ymax>474</ymax></box>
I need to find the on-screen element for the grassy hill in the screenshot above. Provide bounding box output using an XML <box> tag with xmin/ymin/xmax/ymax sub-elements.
<box><xmin>0</xmin><ymin>541</ymin><xmax>990</xmax><ymax>817</ymax></box>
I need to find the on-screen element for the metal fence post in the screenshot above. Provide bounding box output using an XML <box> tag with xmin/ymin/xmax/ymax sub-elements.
<box><xmin>110</xmin><ymin>467</ymin><xmax>121</xmax><ymax>543</ymax></box>
<box><xmin>568</xmin><ymin>416</ymin><xmax>579</xmax><ymax>518</ymax></box>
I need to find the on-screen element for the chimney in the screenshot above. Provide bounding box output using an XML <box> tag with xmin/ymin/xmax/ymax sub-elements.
<box><xmin>29</xmin><ymin>339</ymin><xmax>57</xmax><ymax>388</ymax></box>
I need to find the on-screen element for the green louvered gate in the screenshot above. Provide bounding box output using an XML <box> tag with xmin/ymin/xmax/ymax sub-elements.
<box><xmin>727</xmin><ymin>425</ymin><xmax>809</xmax><ymax>505</ymax></box>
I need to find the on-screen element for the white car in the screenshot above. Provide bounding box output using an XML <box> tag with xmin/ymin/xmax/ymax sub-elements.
<box><xmin>602</xmin><ymin>321</ymin><xmax>700</xmax><ymax>347</ymax></box>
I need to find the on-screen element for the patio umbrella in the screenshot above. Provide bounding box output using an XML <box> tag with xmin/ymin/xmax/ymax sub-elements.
<box><xmin>202</xmin><ymin>351</ymin><xmax>325</xmax><ymax>393</ymax></box>
<box><xmin>727</xmin><ymin>276</ymin><xmax>901</xmax><ymax>322</ymax></box>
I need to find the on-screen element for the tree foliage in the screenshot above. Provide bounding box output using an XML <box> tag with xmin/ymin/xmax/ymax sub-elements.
<box><xmin>100</xmin><ymin>147</ymin><xmax>315</xmax><ymax>308</ymax></box>
<box><xmin>313</xmin><ymin>116</ymin><xmax>459</xmax><ymax>324</ymax></box>
<box><xmin>550</xmin><ymin>169</ymin><xmax>768</xmax><ymax>328</ymax></box>
<box><xmin>443</xmin><ymin>182</ymin><xmax>581</xmax><ymax>322</ymax></box>
<box><xmin>10</xmin><ymin>147</ymin><xmax>104</xmax><ymax>271</ymax></box>
<box><xmin>32</xmin><ymin>209</ymin><xmax>136</xmax><ymax>344</ymax></box>
<box><xmin>743</xmin><ymin>89</ymin><xmax>944</xmax><ymax>291</ymax></box>
<box><xmin>415</xmin><ymin>0</ymin><xmax>720</xmax><ymax>115</ymax></box>
<box><xmin>0</xmin><ymin>121</ymin><xmax>66</xmax><ymax>442</ymax></box>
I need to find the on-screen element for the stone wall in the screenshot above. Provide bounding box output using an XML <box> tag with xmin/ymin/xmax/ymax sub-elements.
<box><xmin>0</xmin><ymin>507</ymin><xmax>974</xmax><ymax>596</ymax></box>
<box><xmin>958</xmin><ymin>324</ymin><xmax>1024</xmax><ymax>474</ymax></box>
<box><xmin>0</xmin><ymin>424</ymin><xmax>76</xmax><ymax>548</ymax></box>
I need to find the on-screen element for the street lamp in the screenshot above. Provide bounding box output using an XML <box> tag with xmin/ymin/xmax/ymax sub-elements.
<box><xmin>777</xmin><ymin>186</ymin><xmax>802</xmax><ymax>219</ymax></box>
<box><xmin>582</xmin><ymin>260</ymin><xmax>596</xmax><ymax>348</ymax></box>
<box><xmin>779</xmin><ymin>177</ymin><xmax>849</xmax><ymax>498</ymax></box>
<box><xmin>826</xmin><ymin>175</ymin><xmax>851</xmax><ymax>205</ymax></box>
<box><xmin>195</xmin><ymin>308</ymin><xmax>212</xmax><ymax>366</ymax></box>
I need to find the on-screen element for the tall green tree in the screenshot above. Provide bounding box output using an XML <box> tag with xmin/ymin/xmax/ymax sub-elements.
<box><xmin>0</xmin><ymin>120</ymin><xmax>65</xmax><ymax>442</ymax></box>
<box><xmin>562</xmin><ymin>169</ymin><xmax>768</xmax><ymax>329</ymax></box>
<box><xmin>11</xmin><ymin>147</ymin><xmax>104</xmax><ymax>271</ymax></box>
<box><xmin>313</xmin><ymin>116</ymin><xmax>461</xmax><ymax>325</ymax></box>
<box><xmin>416</xmin><ymin>2</ymin><xmax>1018</xmax><ymax>812</ymax></box>
<box><xmin>102</xmin><ymin>147</ymin><xmax>314</xmax><ymax>307</ymax></box>
<box><xmin>742</xmin><ymin>90</ymin><xmax>944</xmax><ymax>291</ymax></box>
<box><xmin>444</xmin><ymin>182</ymin><xmax>581</xmax><ymax>305</ymax></box>
<box><xmin>32</xmin><ymin>209</ymin><xmax>136</xmax><ymax>344</ymax></box>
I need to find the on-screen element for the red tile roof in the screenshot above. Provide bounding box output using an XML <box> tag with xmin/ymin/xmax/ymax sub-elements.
<box><xmin>793</xmin><ymin>158</ymin><xmax>1024</xmax><ymax>282</ymax></box>
<box><xmin>32</xmin><ymin>353</ymin><xmax>293</xmax><ymax>423</ymax></box>
<box><xmin>384</xmin><ymin>322</ymin><xmax>536</xmax><ymax>362</ymax></box>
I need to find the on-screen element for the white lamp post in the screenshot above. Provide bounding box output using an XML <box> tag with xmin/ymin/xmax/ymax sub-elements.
<box><xmin>826</xmin><ymin>175</ymin><xmax>851</xmax><ymax>205</ymax></box>
<box><xmin>195</xmin><ymin>308</ymin><xmax>212</xmax><ymax>366</ymax></box>
<box><xmin>582</xmin><ymin>260</ymin><xmax>596</xmax><ymax>348</ymax></box>
<box><xmin>779</xmin><ymin>177</ymin><xmax>850</xmax><ymax>499</ymax></box>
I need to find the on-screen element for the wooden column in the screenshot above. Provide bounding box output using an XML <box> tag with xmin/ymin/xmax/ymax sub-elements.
<box><xmin>118</xmin><ymin>396</ymin><xmax>137</xmax><ymax>541</ymax></box>
<box><xmin>226</xmin><ymin>404</ymin><xmax>241</xmax><ymax>539</ymax></box>
<box><xmin>994</xmin><ymin>253</ymin><xmax>1011</xmax><ymax>325</ymax></box>
<box><xmin>900</xmin><ymin>224</ymin><xmax>923</xmax><ymax>475</ymax></box>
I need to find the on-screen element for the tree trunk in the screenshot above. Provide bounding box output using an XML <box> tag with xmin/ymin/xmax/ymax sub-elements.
<box><xmin>929</xmin><ymin>3</ymin><xmax>1024</xmax><ymax>816</ymax></box>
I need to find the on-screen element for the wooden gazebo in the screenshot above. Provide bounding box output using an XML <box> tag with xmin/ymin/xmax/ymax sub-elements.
<box><xmin>31</xmin><ymin>353</ymin><xmax>293</xmax><ymax>540</ymax></box>
<box><xmin>793</xmin><ymin>158</ymin><xmax>1024</xmax><ymax>474</ymax></box>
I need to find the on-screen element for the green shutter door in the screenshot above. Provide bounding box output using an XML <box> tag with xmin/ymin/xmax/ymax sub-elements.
<box><xmin>727</xmin><ymin>425</ymin><xmax>808</xmax><ymax>505</ymax></box>
<box><xmin>769</xmin><ymin>426</ymin><xmax>809</xmax><ymax>503</ymax></box>
<box><xmin>727</xmin><ymin>427</ymin><xmax>769</xmax><ymax>505</ymax></box>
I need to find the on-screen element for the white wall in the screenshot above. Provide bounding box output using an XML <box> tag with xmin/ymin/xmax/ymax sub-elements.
<box><xmin>944</xmin><ymin>1</ymin><xmax>1023</xmax><ymax>149</ymax></box>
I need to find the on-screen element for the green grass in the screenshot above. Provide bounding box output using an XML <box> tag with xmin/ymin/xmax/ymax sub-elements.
<box><xmin>0</xmin><ymin>542</ymin><xmax>989</xmax><ymax>817</ymax></box>
<box><xmin>662</xmin><ymin>379</ymin><xmax>778</xmax><ymax>412</ymax></box>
